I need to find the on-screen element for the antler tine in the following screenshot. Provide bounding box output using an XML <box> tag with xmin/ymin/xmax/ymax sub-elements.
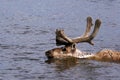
<box><xmin>56</xmin><ymin>29</ymin><xmax>73</xmax><ymax>46</ymax></box>
<box><xmin>83</xmin><ymin>16</ymin><xmax>93</xmax><ymax>37</ymax></box>
<box><xmin>88</xmin><ymin>19</ymin><xmax>101</xmax><ymax>45</ymax></box>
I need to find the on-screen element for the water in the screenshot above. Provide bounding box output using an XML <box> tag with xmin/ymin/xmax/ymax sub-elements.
<box><xmin>0</xmin><ymin>0</ymin><xmax>120</xmax><ymax>80</ymax></box>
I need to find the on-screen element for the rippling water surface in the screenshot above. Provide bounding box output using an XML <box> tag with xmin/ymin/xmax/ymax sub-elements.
<box><xmin>0</xmin><ymin>0</ymin><xmax>120</xmax><ymax>80</ymax></box>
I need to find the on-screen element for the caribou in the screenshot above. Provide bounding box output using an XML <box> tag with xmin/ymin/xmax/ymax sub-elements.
<box><xmin>45</xmin><ymin>17</ymin><xmax>120</xmax><ymax>63</ymax></box>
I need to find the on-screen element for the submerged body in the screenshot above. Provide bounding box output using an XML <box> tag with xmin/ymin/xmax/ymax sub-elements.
<box><xmin>45</xmin><ymin>46</ymin><xmax>120</xmax><ymax>63</ymax></box>
<box><xmin>90</xmin><ymin>49</ymin><xmax>120</xmax><ymax>62</ymax></box>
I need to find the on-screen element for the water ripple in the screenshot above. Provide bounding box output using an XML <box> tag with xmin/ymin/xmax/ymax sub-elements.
<box><xmin>0</xmin><ymin>0</ymin><xmax>120</xmax><ymax>80</ymax></box>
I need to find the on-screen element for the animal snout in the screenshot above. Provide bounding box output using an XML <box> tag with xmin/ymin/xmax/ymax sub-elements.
<box><xmin>45</xmin><ymin>50</ymin><xmax>50</xmax><ymax>55</ymax></box>
<box><xmin>45</xmin><ymin>50</ymin><xmax>53</xmax><ymax>59</ymax></box>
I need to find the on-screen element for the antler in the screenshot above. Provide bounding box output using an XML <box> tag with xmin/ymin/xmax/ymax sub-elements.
<box><xmin>83</xmin><ymin>16</ymin><xmax>93</xmax><ymax>37</ymax></box>
<box><xmin>56</xmin><ymin>17</ymin><xmax>101</xmax><ymax>46</ymax></box>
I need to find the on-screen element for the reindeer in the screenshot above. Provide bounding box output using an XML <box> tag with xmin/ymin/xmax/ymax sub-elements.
<box><xmin>45</xmin><ymin>17</ymin><xmax>120</xmax><ymax>63</ymax></box>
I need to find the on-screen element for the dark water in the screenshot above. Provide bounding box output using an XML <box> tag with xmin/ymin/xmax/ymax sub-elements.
<box><xmin>0</xmin><ymin>0</ymin><xmax>120</xmax><ymax>80</ymax></box>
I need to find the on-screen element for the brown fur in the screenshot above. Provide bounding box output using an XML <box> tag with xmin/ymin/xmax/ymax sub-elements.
<box><xmin>45</xmin><ymin>46</ymin><xmax>77</xmax><ymax>59</ymax></box>
<box><xmin>45</xmin><ymin>46</ymin><xmax>120</xmax><ymax>63</ymax></box>
<box><xmin>89</xmin><ymin>49</ymin><xmax>120</xmax><ymax>62</ymax></box>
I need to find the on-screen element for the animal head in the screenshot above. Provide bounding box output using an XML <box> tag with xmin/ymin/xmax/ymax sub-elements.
<box><xmin>45</xmin><ymin>44</ymin><xmax>82</xmax><ymax>59</ymax></box>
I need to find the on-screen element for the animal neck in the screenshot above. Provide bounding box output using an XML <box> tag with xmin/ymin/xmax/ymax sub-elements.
<box><xmin>77</xmin><ymin>53</ymin><xmax>95</xmax><ymax>59</ymax></box>
<box><xmin>72</xmin><ymin>49</ymin><xmax>95</xmax><ymax>59</ymax></box>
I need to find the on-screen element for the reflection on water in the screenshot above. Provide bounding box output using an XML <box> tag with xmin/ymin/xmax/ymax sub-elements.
<box><xmin>45</xmin><ymin>58</ymin><xmax>80</xmax><ymax>71</ymax></box>
<box><xmin>45</xmin><ymin>58</ymin><xmax>120</xmax><ymax>80</ymax></box>
<box><xmin>0</xmin><ymin>0</ymin><xmax>120</xmax><ymax>80</ymax></box>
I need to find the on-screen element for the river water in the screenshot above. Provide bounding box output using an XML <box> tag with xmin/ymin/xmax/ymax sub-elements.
<box><xmin>0</xmin><ymin>0</ymin><xmax>120</xmax><ymax>80</ymax></box>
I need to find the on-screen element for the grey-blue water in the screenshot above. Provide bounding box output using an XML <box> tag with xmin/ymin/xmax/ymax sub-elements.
<box><xmin>0</xmin><ymin>0</ymin><xmax>120</xmax><ymax>80</ymax></box>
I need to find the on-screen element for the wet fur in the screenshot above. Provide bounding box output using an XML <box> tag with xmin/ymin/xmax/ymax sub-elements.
<box><xmin>45</xmin><ymin>46</ymin><xmax>120</xmax><ymax>63</ymax></box>
<box><xmin>89</xmin><ymin>49</ymin><xmax>120</xmax><ymax>62</ymax></box>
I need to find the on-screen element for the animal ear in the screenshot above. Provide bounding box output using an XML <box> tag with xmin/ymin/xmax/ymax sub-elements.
<box><xmin>71</xmin><ymin>43</ymin><xmax>76</xmax><ymax>49</ymax></box>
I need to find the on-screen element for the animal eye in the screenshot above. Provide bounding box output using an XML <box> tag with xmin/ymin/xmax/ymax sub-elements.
<box><xmin>61</xmin><ymin>47</ymin><xmax>66</xmax><ymax>51</ymax></box>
